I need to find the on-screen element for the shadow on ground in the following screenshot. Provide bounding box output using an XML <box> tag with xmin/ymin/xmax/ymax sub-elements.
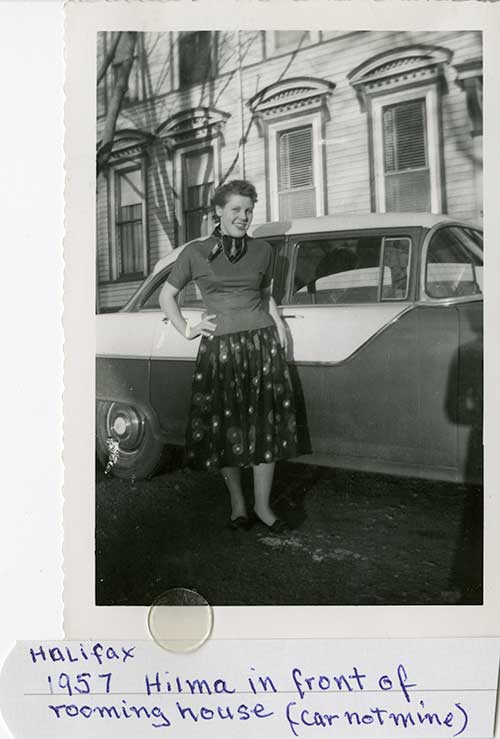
<box><xmin>95</xmin><ymin>458</ymin><xmax>482</xmax><ymax>607</ymax></box>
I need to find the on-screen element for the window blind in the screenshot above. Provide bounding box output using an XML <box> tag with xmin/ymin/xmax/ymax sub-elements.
<box><xmin>278</xmin><ymin>125</ymin><xmax>316</xmax><ymax>219</ymax></box>
<box><xmin>383</xmin><ymin>99</ymin><xmax>427</xmax><ymax>172</ymax></box>
<box><xmin>382</xmin><ymin>99</ymin><xmax>431</xmax><ymax>212</ymax></box>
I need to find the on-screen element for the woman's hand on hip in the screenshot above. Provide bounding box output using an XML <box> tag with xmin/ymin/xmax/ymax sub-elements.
<box><xmin>186</xmin><ymin>314</ymin><xmax>217</xmax><ymax>339</ymax></box>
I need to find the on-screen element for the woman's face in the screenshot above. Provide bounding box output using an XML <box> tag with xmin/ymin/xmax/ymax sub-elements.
<box><xmin>216</xmin><ymin>194</ymin><xmax>254</xmax><ymax>238</ymax></box>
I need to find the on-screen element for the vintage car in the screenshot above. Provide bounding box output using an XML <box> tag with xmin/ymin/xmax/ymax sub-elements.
<box><xmin>96</xmin><ymin>213</ymin><xmax>483</xmax><ymax>484</ymax></box>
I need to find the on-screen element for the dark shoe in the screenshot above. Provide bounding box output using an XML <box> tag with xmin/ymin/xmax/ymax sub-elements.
<box><xmin>267</xmin><ymin>518</ymin><xmax>288</xmax><ymax>534</ymax></box>
<box><xmin>228</xmin><ymin>515</ymin><xmax>250</xmax><ymax>531</ymax></box>
<box><xmin>250</xmin><ymin>511</ymin><xmax>288</xmax><ymax>533</ymax></box>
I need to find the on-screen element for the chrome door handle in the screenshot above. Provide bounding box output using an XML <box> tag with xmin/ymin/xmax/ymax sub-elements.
<box><xmin>281</xmin><ymin>314</ymin><xmax>304</xmax><ymax>319</ymax></box>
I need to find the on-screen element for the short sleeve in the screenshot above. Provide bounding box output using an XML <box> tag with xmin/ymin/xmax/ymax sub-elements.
<box><xmin>261</xmin><ymin>242</ymin><xmax>274</xmax><ymax>289</ymax></box>
<box><xmin>166</xmin><ymin>247</ymin><xmax>193</xmax><ymax>291</ymax></box>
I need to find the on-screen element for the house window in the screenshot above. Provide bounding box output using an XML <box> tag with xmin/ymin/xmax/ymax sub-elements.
<box><xmin>182</xmin><ymin>147</ymin><xmax>215</xmax><ymax>242</ymax></box>
<box><xmin>349</xmin><ymin>47</ymin><xmax>451</xmax><ymax>214</ymax></box>
<box><xmin>114</xmin><ymin>166</ymin><xmax>147</xmax><ymax>278</ymax></box>
<box><xmin>275</xmin><ymin>31</ymin><xmax>309</xmax><ymax>50</ymax></box>
<box><xmin>111</xmin><ymin>34</ymin><xmax>144</xmax><ymax>106</ymax></box>
<box><xmin>179</xmin><ymin>32</ymin><xmax>215</xmax><ymax>87</ymax></box>
<box><xmin>112</xmin><ymin>57</ymin><xmax>142</xmax><ymax>106</ymax></box>
<box><xmin>382</xmin><ymin>98</ymin><xmax>431</xmax><ymax>212</ymax></box>
<box><xmin>278</xmin><ymin>125</ymin><xmax>316</xmax><ymax>219</ymax></box>
<box><xmin>248</xmin><ymin>77</ymin><xmax>333</xmax><ymax>221</ymax></box>
<box><xmin>97</xmin><ymin>32</ymin><xmax>107</xmax><ymax>118</ymax></box>
<box><xmin>372</xmin><ymin>86</ymin><xmax>442</xmax><ymax>213</ymax></box>
<box><xmin>266</xmin><ymin>114</ymin><xmax>325</xmax><ymax>220</ymax></box>
<box><xmin>266</xmin><ymin>31</ymin><xmax>319</xmax><ymax>56</ymax></box>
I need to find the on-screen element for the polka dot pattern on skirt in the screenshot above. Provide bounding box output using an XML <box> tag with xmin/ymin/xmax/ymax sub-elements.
<box><xmin>185</xmin><ymin>325</ymin><xmax>298</xmax><ymax>469</ymax></box>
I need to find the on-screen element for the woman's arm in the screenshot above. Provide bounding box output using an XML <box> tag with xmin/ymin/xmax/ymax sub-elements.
<box><xmin>159</xmin><ymin>282</ymin><xmax>216</xmax><ymax>339</ymax></box>
<box><xmin>263</xmin><ymin>286</ymin><xmax>287</xmax><ymax>350</ymax></box>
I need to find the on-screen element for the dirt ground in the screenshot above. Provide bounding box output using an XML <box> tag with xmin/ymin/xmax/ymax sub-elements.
<box><xmin>95</xmin><ymin>457</ymin><xmax>482</xmax><ymax>607</ymax></box>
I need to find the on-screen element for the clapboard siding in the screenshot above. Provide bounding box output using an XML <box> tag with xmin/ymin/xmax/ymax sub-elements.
<box><xmin>97</xmin><ymin>30</ymin><xmax>482</xmax><ymax>309</ymax></box>
<box><xmin>99</xmin><ymin>281</ymin><xmax>142</xmax><ymax>312</ymax></box>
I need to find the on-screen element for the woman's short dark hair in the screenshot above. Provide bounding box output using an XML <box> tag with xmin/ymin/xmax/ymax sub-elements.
<box><xmin>213</xmin><ymin>179</ymin><xmax>258</xmax><ymax>209</ymax></box>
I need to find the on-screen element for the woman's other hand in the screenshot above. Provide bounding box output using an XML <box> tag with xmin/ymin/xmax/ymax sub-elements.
<box><xmin>276</xmin><ymin>320</ymin><xmax>288</xmax><ymax>352</ymax></box>
<box><xmin>186</xmin><ymin>314</ymin><xmax>217</xmax><ymax>339</ymax></box>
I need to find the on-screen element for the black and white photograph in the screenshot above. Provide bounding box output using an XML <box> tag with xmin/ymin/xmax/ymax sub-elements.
<box><xmin>94</xmin><ymin>29</ymin><xmax>483</xmax><ymax>608</ymax></box>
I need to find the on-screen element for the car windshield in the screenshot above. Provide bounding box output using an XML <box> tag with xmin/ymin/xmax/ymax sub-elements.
<box><xmin>425</xmin><ymin>226</ymin><xmax>483</xmax><ymax>299</ymax></box>
<box><xmin>121</xmin><ymin>270</ymin><xmax>160</xmax><ymax>311</ymax></box>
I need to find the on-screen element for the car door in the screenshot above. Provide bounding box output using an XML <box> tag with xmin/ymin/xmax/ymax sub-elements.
<box><xmin>418</xmin><ymin>224</ymin><xmax>483</xmax><ymax>483</ymax></box>
<box><xmin>147</xmin><ymin>273</ymin><xmax>206</xmax><ymax>444</ymax></box>
<box><xmin>281</xmin><ymin>228</ymin><xmax>424</xmax><ymax>477</ymax></box>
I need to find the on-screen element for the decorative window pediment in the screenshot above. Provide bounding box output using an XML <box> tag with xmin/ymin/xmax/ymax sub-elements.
<box><xmin>98</xmin><ymin>129</ymin><xmax>155</xmax><ymax>165</ymax></box>
<box><xmin>248</xmin><ymin>77</ymin><xmax>335</xmax><ymax>130</ymax></box>
<box><xmin>349</xmin><ymin>46</ymin><xmax>452</xmax><ymax>107</ymax></box>
<box><xmin>157</xmin><ymin>107</ymin><xmax>230</xmax><ymax>148</ymax></box>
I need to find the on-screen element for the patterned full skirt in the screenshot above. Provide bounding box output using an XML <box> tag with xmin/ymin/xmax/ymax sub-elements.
<box><xmin>185</xmin><ymin>325</ymin><xmax>298</xmax><ymax>469</ymax></box>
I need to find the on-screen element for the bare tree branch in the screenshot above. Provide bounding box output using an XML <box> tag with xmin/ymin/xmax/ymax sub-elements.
<box><xmin>97</xmin><ymin>31</ymin><xmax>122</xmax><ymax>86</ymax></box>
<box><xmin>97</xmin><ymin>32</ymin><xmax>138</xmax><ymax>175</ymax></box>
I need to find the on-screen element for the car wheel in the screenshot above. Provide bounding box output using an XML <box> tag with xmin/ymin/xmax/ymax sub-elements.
<box><xmin>96</xmin><ymin>401</ymin><xmax>167</xmax><ymax>480</ymax></box>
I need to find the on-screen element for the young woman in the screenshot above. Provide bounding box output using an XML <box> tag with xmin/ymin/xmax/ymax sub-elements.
<box><xmin>159</xmin><ymin>179</ymin><xmax>297</xmax><ymax>532</ymax></box>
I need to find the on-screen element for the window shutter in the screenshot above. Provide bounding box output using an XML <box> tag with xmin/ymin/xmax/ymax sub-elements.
<box><xmin>382</xmin><ymin>99</ymin><xmax>431</xmax><ymax>212</ymax></box>
<box><xmin>278</xmin><ymin>125</ymin><xmax>316</xmax><ymax>219</ymax></box>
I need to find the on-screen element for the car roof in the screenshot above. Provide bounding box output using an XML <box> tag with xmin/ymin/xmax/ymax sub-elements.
<box><xmin>252</xmin><ymin>212</ymin><xmax>455</xmax><ymax>238</ymax></box>
<box><xmin>152</xmin><ymin>212</ymin><xmax>471</xmax><ymax>275</ymax></box>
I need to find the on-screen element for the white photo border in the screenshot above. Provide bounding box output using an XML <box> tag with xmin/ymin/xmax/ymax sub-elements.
<box><xmin>64</xmin><ymin>0</ymin><xmax>500</xmax><ymax>640</ymax></box>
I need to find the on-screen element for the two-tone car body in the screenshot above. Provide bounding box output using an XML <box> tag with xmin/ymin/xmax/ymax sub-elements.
<box><xmin>96</xmin><ymin>213</ymin><xmax>483</xmax><ymax>484</ymax></box>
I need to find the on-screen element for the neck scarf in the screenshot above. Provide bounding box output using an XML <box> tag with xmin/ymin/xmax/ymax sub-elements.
<box><xmin>207</xmin><ymin>224</ymin><xmax>247</xmax><ymax>264</ymax></box>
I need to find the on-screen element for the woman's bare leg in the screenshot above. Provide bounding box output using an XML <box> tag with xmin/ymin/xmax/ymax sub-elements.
<box><xmin>253</xmin><ymin>462</ymin><xmax>276</xmax><ymax>526</ymax></box>
<box><xmin>221</xmin><ymin>466</ymin><xmax>247</xmax><ymax>520</ymax></box>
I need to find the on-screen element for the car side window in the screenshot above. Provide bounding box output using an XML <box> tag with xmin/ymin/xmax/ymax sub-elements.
<box><xmin>138</xmin><ymin>270</ymin><xmax>169</xmax><ymax>310</ymax></box>
<box><xmin>425</xmin><ymin>226</ymin><xmax>483</xmax><ymax>299</ymax></box>
<box><xmin>381</xmin><ymin>238</ymin><xmax>411</xmax><ymax>300</ymax></box>
<box><xmin>290</xmin><ymin>236</ymin><xmax>400</xmax><ymax>305</ymax></box>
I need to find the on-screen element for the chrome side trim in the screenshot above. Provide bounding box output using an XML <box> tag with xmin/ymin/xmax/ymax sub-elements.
<box><xmin>97</xmin><ymin>353</ymin><xmax>195</xmax><ymax>362</ymax></box>
<box><xmin>97</xmin><ymin>354</ymin><xmax>153</xmax><ymax>361</ymax></box>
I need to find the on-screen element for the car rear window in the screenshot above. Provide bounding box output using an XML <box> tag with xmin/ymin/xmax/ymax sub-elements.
<box><xmin>289</xmin><ymin>235</ymin><xmax>411</xmax><ymax>304</ymax></box>
<box><xmin>425</xmin><ymin>226</ymin><xmax>483</xmax><ymax>299</ymax></box>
